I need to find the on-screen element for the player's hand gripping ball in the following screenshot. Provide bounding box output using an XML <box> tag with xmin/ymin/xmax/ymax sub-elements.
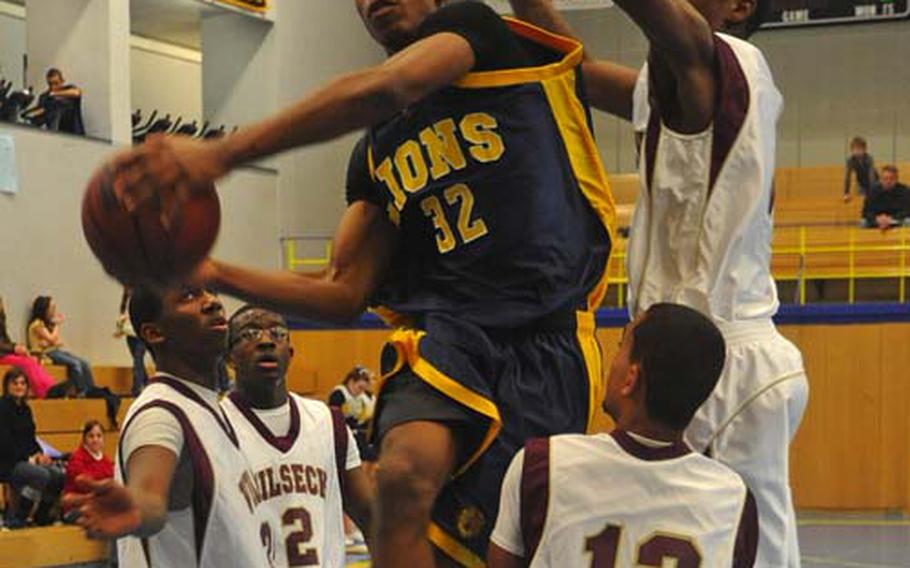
<box><xmin>81</xmin><ymin>162</ymin><xmax>220</xmax><ymax>286</ymax></box>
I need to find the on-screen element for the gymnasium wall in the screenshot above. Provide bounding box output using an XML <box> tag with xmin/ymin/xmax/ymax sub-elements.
<box><xmin>269</xmin><ymin>1</ymin><xmax>383</xmax><ymax>239</ymax></box>
<box><xmin>0</xmin><ymin>124</ymin><xmax>279</xmax><ymax>366</ymax></box>
<box><xmin>0</xmin><ymin>12</ymin><xmax>24</xmax><ymax>87</ymax></box>
<box><xmin>129</xmin><ymin>40</ymin><xmax>202</xmax><ymax>123</ymax></box>
<box><xmin>561</xmin><ymin>10</ymin><xmax>910</xmax><ymax>173</ymax></box>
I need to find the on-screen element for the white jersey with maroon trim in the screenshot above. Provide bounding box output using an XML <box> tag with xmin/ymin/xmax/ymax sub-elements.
<box><xmin>627</xmin><ymin>32</ymin><xmax>784</xmax><ymax>323</ymax></box>
<box><xmin>115</xmin><ymin>376</ymin><xmax>268</xmax><ymax>568</ymax></box>
<box><xmin>491</xmin><ymin>431</ymin><xmax>758</xmax><ymax>567</ymax></box>
<box><xmin>221</xmin><ymin>392</ymin><xmax>356</xmax><ymax>568</ymax></box>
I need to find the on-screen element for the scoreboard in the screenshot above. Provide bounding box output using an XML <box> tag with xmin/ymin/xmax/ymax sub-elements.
<box><xmin>764</xmin><ymin>0</ymin><xmax>909</xmax><ymax>28</ymax></box>
<box><xmin>487</xmin><ymin>0</ymin><xmax>909</xmax><ymax>28</ymax></box>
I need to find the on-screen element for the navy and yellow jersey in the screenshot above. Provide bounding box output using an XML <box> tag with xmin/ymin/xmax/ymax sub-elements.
<box><xmin>346</xmin><ymin>8</ymin><xmax>615</xmax><ymax>330</ymax></box>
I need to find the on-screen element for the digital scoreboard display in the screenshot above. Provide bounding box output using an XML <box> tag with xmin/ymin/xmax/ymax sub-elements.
<box><xmin>765</xmin><ymin>0</ymin><xmax>910</xmax><ymax>28</ymax></box>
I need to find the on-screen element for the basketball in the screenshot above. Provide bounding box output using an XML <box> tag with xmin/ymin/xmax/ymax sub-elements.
<box><xmin>81</xmin><ymin>164</ymin><xmax>221</xmax><ymax>285</ymax></box>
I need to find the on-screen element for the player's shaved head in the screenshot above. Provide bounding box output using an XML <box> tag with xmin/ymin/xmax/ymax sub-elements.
<box><xmin>605</xmin><ymin>304</ymin><xmax>725</xmax><ymax>432</ymax></box>
<box><xmin>631</xmin><ymin>304</ymin><xmax>725</xmax><ymax>430</ymax></box>
<box><xmin>688</xmin><ymin>0</ymin><xmax>768</xmax><ymax>38</ymax></box>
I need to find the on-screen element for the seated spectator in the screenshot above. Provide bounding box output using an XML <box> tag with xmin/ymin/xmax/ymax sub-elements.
<box><xmin>115</xmin><ymin>288</ymin><xmax>148</xmax><ymax>395</ymax></box>
<box><xmin>0</xmin><ymin>296</ymin><xmax>59</xmax><ymax>399</ymax></box>
<box><xmin>62</xmin><ymin>420</ymin><xmax>113</xmax><ymax>519</ymax></box>
<box><xmin>328</xmin><ymin>365</ymin><xmax>376</xmax><ymax>460</ymax></box>
<box><xmin>0</xmin><ymin>368</ymin><xmax>65</xmax><ymax>528</ymax></box>
<box><xmin>22</xmin><ymin>68</ymin><xmax>84</xmax><ymax>135</ymax></box>
<box><xmin>328</xmin><ymin>365</ymin><xmax>376</xmax><ymax>552</ymax></box>
<box><xmin>862</xmin><ymin>165</ymin><xmax>910</xmax><ymax>229</ymax></box>
<box><xmin>844</xmin><ymin>136</ymin><xmax>878</xmax><ymax>202</ymax></box>
<box><xmin>28</xmin><ymin>295</ymin><xmax>96</xmax><ymax>396</ymax></box>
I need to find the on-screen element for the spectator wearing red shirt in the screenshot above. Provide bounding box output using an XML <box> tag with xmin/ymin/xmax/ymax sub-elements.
<box><xmin>63</xmin><ymin>420</ymin><xmax>113</xmax><ymax>514</ymax></box>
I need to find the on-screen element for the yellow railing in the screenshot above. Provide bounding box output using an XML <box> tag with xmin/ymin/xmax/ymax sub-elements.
<box><xmin>282</xmin><ymin>237</ymin><xmax>333</xmax><ymax>270</ymax></box>
<box><xmin>281</xmin><ymin>226</ymin><xmax>910</xmax><ymax>307</ymax></box>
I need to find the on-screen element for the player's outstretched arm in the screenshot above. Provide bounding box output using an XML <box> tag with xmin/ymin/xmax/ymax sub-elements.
<box><xmin>63</xmin><ymin>445</ymin><xmax>177</xmax><ymax>539</ymax></box>
<box><xmin>342</xmin><ymin>465</ymin><xmax>374</xmax><ymax>546</ymax></box>
<box><xmin>508</xmin><ymin>0</ymin><xmax>638</xmax><ymax>120</ymax></box>
<box><xmin>204</xmin><ymin>201</ymin><xmax>395</xmax><ymax>323</ymax></box>
<box><xmin>613</xmin><ymin>0</ymin><xmax>716</xmax><ymax>132</ymax></box>
<box><xmin>111</xmin><ymin>32</ymin><xmax>477</xmax><ymax>202</ymax></box>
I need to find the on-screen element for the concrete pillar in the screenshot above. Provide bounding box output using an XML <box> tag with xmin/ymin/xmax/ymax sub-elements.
<box><xmin>25</xmin><ymin>0</ymin><xmax>131</xmax><ymax>143</ymax></box>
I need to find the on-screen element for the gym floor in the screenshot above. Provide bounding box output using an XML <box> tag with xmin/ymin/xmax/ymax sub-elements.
<box><xmin>59</xmin><ymin>511</ymin><xmax>910</xmax><ymax>567</ymax></box>
<box><xmin>798</xmin><ymin>511</ymin><xmax>910</xmax><ymax>567</ymax></box>
<box><xmin>340</xmin><ymin>512</ymin><xmax>910</xmax><ymax>567</ymax></box>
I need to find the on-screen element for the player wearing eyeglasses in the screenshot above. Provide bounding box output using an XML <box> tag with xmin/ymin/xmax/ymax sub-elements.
<box><xmin>221</xmin><ymin>305</ymin><xmax>374</xmax><ymax>568</ymax></box>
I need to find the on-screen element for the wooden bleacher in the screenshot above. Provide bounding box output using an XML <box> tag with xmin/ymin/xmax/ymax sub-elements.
<box><xmin>609</xmin><ymin>163</ymin><xmax>910</xmax><ymax>228</ymax></box>
<box><xmin>0</xmin><ymin>525</ymin><xmax>109</xmax><ymax>568</ymax></box>
<box><xmin>0</xmin><ymin>395</ymin><xmax>133</xmax><ymax>566</ymax></box>
<box><xmin>31</xmin><ymin>398</ymin><xmax>134</xmax><ymax>457</ymax></box>
<box><xmin>0</xmin><ymin>365</ymin><xmax>67</xmax><ymax>383</ymax></box>
<box><xmin>0</xmin><ymin>364</ymin><xmax>138</xmax><ymax>397</ymax></box>
<box><xmin>605</xmin><ymin>164</ymin><xmax>910</xmax><ymax>298</ymax></box>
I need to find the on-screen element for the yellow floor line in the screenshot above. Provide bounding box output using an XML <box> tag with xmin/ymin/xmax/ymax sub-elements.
<box><xmin>798</xmin><ymin>519</ymin><xmax>910</xmax><ymax>527</ymax></box>
<box><xmin>802</xmin><ymin>555</ymin><xmax>906</xmax><ymax>568</ymax></box>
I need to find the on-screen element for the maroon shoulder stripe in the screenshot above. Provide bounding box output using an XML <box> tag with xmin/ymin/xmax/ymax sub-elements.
<box><xmin>330</xmin><ymin>407</ymin><xmax>349</xmax><ymax>497</ymax></box>
<box><xmin>610</xmin><ymin>430</ymin><xmax>691</xmax><ymax>461</ymax></box>
<box><xmin>733</xmin><ymin>489</ymin><xmax>759</xmax><ymax>567</ymax></box>
<box><xmin>520</xmin><ymin>437</ymin><xmax>551</xmax><ymax>561</ymax></box>
<box><xmin>149</xmin><ymin>375</ymin><xmax>239</xmax><ymax>447</ymax></box>
<box><xmin>644</xmin><ymin>107</ymin><xmax>661</xmax><ymax>193</ymax></box>
<box><xmin>709</xmin><ymin>36</ymin><xmax>751</xmax><ymax>194</ymax></box>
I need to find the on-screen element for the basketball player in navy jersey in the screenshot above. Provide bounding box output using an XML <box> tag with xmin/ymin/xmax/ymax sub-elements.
<box><xmin>222</xmin><ymin>306</ymin><xmax>373</xmax><ymax>566</ymax></box>
<box><xmin>106</xmin><ymin>1</ymin><xmax>614</xmax><ymax>565</ymax></box>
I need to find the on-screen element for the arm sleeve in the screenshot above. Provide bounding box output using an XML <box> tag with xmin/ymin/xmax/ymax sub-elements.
<box><xmin>345</xmin><ymin>426</ymin><xmax>362</xmax><ymax>471</ymax></box>
<box><xmin>27</xmin><ymin>409</ymin><xmax>42</xmax><ymax>456</ymax></box>
<box><xmin>845</xmin><ymin>158</ymin><xmax>853</xmax><ymax>195</ymax></box>
<box><xmin>345</xmin><ymin>136</ymin><xmax>384</xmax><ymax>207</ymax></box>
<box><xmin>490</xmin><ymin>449</ymin><xmax>526</xmax><ymax>558</ymax></box>
<box><xmin>64</xmin><ymin>449</ymin><xmax>86</xmax><ymax>489</ymax></box>
<box><xmin>120</xmin><ymin>408</ymin><xmax>184</xmax><ymax>466</ymax></box>
<box><xmin>417</xmin><ymin>2</ymin><xmax>528</xmax><ymax>72</ymax></box>
<box><xmin>327</xmin><ymin>390</ymin><xmax>346</xmax><ymax>408</ymax></box>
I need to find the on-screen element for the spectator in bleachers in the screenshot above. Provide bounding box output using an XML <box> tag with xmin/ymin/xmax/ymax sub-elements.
<box><xmin>62</xmin><ymin>420</ymin><xmax>113</xmax><ymax>519</ymax></box>
<box><xmin>328</xmin><ymin>365</ymin><xmax>376</xmax><ymax>461</ymax></box>
<box><xmin>328</xmin><ymin>365</ymin><xmax>376</xmax><ymax>551</ymax></box>
<box><xmin>844</xmin><ymin>136</ymin><xmax>878</xmax><ymax>202</ymax></box>
<box><xmin>862</xmin><ymin>165</ymin><xmax>910</xmax><ymax>229</ymax></box>
<box><xmin>22</xmin><ymin>68</ymin><xmax>84</xmax><ymax>135</ymax></box>
<box><xmin>0</xmin><ymin>368</ymin><xmax>65</xmax><ymax>528</ymax></box>
<box><xmin>0</xmin><ymin>297</ymin><xmax>60</xmax><ymax>399</ymax></box>
<box><xmin>116</xmin><ymin>288</ymin><xmax>148</xmax><ymax>395</ymax></box>
<box><xmin>28</xmin><ymin>296</ymin><xmax>96</xmax><ymax>397</ymax></box>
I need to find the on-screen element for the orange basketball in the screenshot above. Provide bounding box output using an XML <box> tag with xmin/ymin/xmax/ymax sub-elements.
<box><xmin>81</xmin><ymin>164</ymin><xmax>221</xmax><ymax>286</ymax></box>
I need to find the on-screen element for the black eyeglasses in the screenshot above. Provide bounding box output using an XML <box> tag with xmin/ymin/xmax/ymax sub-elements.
<box><xmin>233</xmin><ymin>326</ymin><xmax>290</xmax><ymax>345</ymax></box>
